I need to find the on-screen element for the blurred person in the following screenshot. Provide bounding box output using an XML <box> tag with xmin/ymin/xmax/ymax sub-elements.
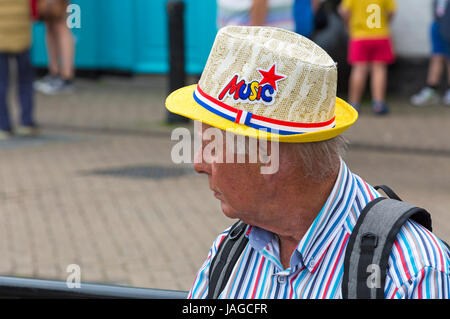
<box><xmin>35</xmin><ymin>0</ymin><xmax>75</xmax><ymax>95</ymax></box>
<box><xmin>166</xmin><ymin>26</ymin><xmax>450</xmax><ymax>299</ymax></box>
<box><xmin>294</xmin><ymin>0</ymin><xmax>324</xmax><ymax>38</ymax></box>
<box><xmin>339</xmin><ymin>0</ymin><xmax>396</xmax><ymax>115</ymax></box>
<box><xmin>0</xmin><ymin>0</ymin><xmax>38</xmax><ymax>139</ymax></box>
<box><xmin>411</xmin><ymin>0</ymin><xmax>450</xmax><ymax>106</ymax></box>
<box><xmin>217</xmin><ymin>0</ymin><xmax>295</xmax><ymax>31</ymax></box>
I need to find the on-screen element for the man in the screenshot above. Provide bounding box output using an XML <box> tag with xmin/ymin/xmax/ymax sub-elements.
<box><xmin>165</xmin><ymin>26</ymin><xmax>450</xmax><ymax>298</ymax></box>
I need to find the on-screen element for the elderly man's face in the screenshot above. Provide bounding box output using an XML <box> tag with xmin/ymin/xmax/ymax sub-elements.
<box><xmin>193</xmin><ymin>123</ymin><xmax>272</xmax><ymax>223</ymax></box>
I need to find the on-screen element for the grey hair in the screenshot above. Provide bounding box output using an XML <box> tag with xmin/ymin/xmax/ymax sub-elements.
<box><xmin>290</xmin><ymin>135</ymin><xmax>349</xmax><ymax>181</ymax></box>
<box><xmin>224</xmin><ymin>129</ymin><xmax>348</xmax><ymax>179</ymax></box>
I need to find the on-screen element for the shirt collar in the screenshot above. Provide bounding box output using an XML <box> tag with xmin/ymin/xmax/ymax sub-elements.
<box><xmin>297</xmin><ymin>159</ymin><xmax>357</xmax><ymax>272</ymax></box>
<box><xmin>246</xmin><ymin>159</ymin><xmax>357</xmax><ymax>273</ymax></box>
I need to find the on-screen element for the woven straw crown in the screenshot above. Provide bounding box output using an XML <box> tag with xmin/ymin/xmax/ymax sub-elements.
<box><xmin>165</xmin><ymin>25</ymin><xmax>357</xmax><ymax>143</ymax></box>
<box><xmin>198</xmin><ymin>26</ymin><xmax>338</xmax><ymax>124</ymax></box>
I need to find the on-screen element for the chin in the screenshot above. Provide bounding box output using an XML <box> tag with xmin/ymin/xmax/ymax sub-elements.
<box><xmin>220</xmin><ymin>202</ymin><xmax>241</xmax><ymax>220</ymax></box>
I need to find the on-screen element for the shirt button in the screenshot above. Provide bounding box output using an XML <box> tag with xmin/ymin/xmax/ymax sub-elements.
<box><xmin>309</xmin><ymin>259</ymin><xmax>316</xmax><ymax>268</ymax></box>
<box><xmin>277</xmin><ymin>276</ymin><xmax>286</xmax><ymax>284</ymax></box>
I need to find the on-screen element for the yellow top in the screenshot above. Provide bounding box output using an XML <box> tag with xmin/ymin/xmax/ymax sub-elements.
<box><xmin>341</xmin><ymin>0</ymin><xmax>396</xmax><ymax>39</ymax></box>
<box><xmin>0</xmin><ymin>0</ymin><xmax>32</xmax><ymax>53</ymax></box>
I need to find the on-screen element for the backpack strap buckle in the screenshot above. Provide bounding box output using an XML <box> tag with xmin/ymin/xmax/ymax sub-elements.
<box><xmin>360</xmin><ymin>233</ymin><xmax>378</xmax><ymax>250</ymax></box>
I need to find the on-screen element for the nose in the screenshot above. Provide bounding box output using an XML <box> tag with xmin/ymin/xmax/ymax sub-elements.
<box><xmin>194</xmin><ymin>144</ymin><xmax>211</xmax><ymax>175</ymax></box>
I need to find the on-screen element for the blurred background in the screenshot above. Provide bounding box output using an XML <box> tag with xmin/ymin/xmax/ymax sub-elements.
<box><xmin>30</xmin><ymin>0</ymin><xmax>440</xmax><ymax>94</ymax></box>
<box><xmin>0</xmin><ymin>0</ymin><xmax>449</xmax><ymax>292</ymax></box>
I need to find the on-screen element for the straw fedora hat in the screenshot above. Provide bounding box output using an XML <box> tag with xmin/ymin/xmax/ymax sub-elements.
<box><xmin>165</xmin><ymin>26</ymin><xmax>357</xmax><ymax>143</ymax></box>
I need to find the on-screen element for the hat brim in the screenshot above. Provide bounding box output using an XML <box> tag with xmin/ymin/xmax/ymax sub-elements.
<box><xmin>165</xmin><ymin>84</ymin><xmax>358</xmax><ymax>143</ymax></box>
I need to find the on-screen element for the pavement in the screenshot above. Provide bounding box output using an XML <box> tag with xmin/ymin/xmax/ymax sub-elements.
<box><xmin>0</xmin><ymin>75</ymin><xmax>449</xmax><ymax>291</ymax></box>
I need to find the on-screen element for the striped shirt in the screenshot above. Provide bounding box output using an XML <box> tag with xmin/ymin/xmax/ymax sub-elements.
<box><xmin>217</xmin><ymin>0</ymin><xmax>295</xmax><ymax>31</ymax></box>
<box><xmin>188</xmin><ymin>160</ymin><xmax>450</xmax><ymax>299</ymax></box>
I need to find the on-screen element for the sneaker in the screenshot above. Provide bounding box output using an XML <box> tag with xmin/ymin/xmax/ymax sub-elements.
<box><xmin>443</xmin><ymin>89</ymin><xmax>450</xmax><ymax>106</ymax></box>
<box><xmin>0</xmin><ymin>130</ymin><xmax>13</xmax><ymax>140</ymax></box>
<box><xmin>372</xmin><ymin>101</ymin><xmax>389</xmax><ymax>115</ymax></box>
<box><xmin>16</xmin><ymin>125</ymin><xmax>40</xmax><ymax>137</ymax></box>
<box><xmin>34</xmin><ymin>74</ymin><xmax>59</xmax><ymax>92</ymax></box>
<box><xmin>410</xmin><ymin>87</ymin><xmax>440</xmax><ymax>106</ymax></box>
<box><xmin>38</xmin><ymin>77</ymin><xmax>75</xmax><ymax>95</ymax></box>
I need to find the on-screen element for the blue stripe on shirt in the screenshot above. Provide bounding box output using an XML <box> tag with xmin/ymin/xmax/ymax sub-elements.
<box><xmin>188</xmin><ymin>160</ymin><xmax>450</xmax><ymax>299</ymax></box>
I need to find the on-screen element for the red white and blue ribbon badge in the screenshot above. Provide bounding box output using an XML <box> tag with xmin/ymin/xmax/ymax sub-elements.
<box><xmin>193</xmin><ymin>85</ymin><xmax>336</xmax><ymax>135</ymax></box>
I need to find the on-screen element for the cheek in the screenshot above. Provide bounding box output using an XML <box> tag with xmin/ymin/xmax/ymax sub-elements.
<box><xmin>212</xmin><ymin>164</ymin><xmax>237</xmax><ymax>192</ymax></box>
<box><xmin>213</xmin><ymin>164</ymin><xmax>258</xmax><ymax>201</ymax></box>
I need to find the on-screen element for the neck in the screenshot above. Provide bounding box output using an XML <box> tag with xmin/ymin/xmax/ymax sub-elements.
<box><xmin>267</xmin><ymin>170</ymin><xmax>338</xmax><ymax>238</ymax></box>
<box><xmin>254</xmin><ymin>167</ymin><xmax>339</xmax><ymax>269</ymax></box>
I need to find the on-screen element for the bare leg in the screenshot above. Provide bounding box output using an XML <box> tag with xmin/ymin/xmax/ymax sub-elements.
<box><xmin>410</xmin><ymin>55</ymin><xmax>445</xmax><ymax>106</ymax></box>
<box><xmin>45</xmin><ymin>21</ymin><xmax>60</xmax><ymax>76</ymax></box>
<box><xmin>371</xmin><ymin>62</ymin><xmax>387</xmax><ymax>103</ymax></box>
<box><xmin>54</xmin><ymin>19</ymin><xmax>74</xmax><ymax>80</ymax></box>
<box><xmin>444</xmin><ymin>59</ymin><xmax>450</xmax><ymax>105</ymax></box>
<box><xmin>349</xmin><ymin>63</ymin><xmax>369</xmax><ymax>106</ymax></box>
<box><xmin>446</xmin><ymin>59</ymin><xmax>450</xmax><ymax>87</ymax></box>
<box><xmin>427</xmin><ymin>54</ymin><xmax>445</xmax><ymax>87</ymax></box>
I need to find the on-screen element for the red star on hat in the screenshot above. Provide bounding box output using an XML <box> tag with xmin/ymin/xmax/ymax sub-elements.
<box><xmin>258</xmin><ymin>64</ymin><xmax>285</xmax><ymax>90</ymax></box>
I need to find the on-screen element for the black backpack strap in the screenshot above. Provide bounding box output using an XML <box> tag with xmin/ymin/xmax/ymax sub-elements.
<box><xmin>374</xmin><ymin>185</ymin><xmax>402</xmax><ymax>201</ymax></box>
<box><xmin>207</xmin><ymin>220</ymin><xmax>248</xmax><ymax>299</ymax></box>
<box><xmin>342</xmin><ymin>197</ymin><xmax>432</xmax><ymax>299</ymax></box>
<box><xmin>374</xmin><ymin>185</ymin><xmax>432</xmax><ymax>229</ymax></box>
